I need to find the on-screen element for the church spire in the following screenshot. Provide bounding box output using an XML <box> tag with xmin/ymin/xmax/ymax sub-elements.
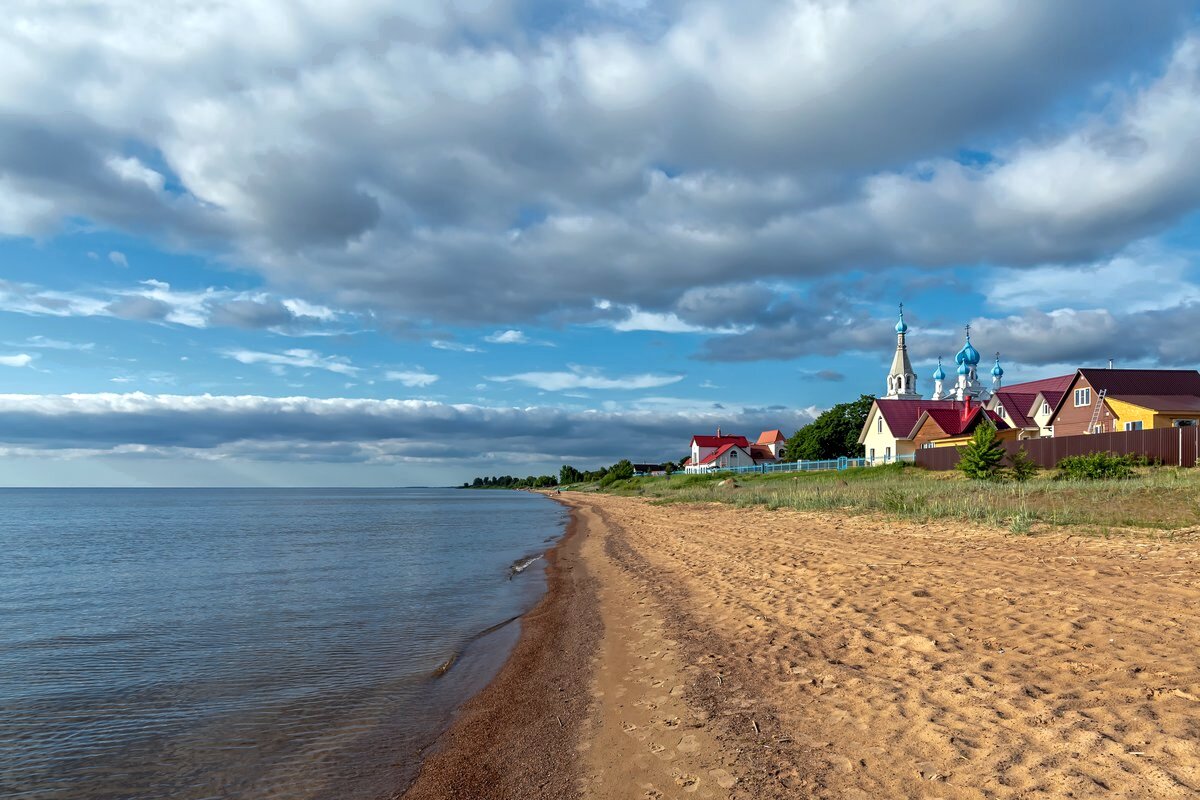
<box><xmin>884</xmin><ymin>303</ymin><xmax>921</xmax><ymax>400</ymax></box>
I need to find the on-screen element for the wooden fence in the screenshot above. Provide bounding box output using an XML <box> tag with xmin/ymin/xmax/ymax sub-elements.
<box><xmin>914</xmin><ymin>425</ymin><xmax>1200</xmax><ymax>471</ymax></box>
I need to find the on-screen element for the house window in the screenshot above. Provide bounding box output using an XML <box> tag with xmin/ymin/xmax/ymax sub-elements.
<box><xmin>877</xmin><ymin>416</ymin><xmax>883</xmax><ymax>433</ymax></box>
<box><xmin>997</xmin><ymin>406</ymin><xmax>1006</xmax><ymax>418</ymax></box>
<box><xmin>922</xmin><ymin>442</ymin><xmax>934</xmax><ymax>449</ymax></box>
<box><xmin>1125</xmin><ymin>421</ymin><xmax>1144</xmax><ymax>431</ymax></box>
<box><xmin>869</xmin><ymin>448</ymin><xmax>875</xmax><ymax>463</ymax></box>
<box><xmin>1046</xmin><ymin>426</ymin><xmax>1054</xmax><ymax>438</ymax></box>
<box><xmin>1074</xmin><ymin>387</ymin><xmax>1091</xmax><ymax>407</ymax></box>
<box><xmin>1042</xmin><ymin>402</ymin><xmax>1050</xmax><ymax>415</ymax></box>
<box><xmin>1093</xmin><ymin>425</ymin><xmax>1103</xmax><ymax>434</ymax></box>
<box><xmin>884</xmin><ymin>446</ymin><xmax>891</xmax><ymax>463</ymax></box>
<box><xmin>730</xmin><ymin>450</ymin><xmax>738</xmax><ymax>460</ymax></box>
<box><xmin>1174</xmin><ymin>419</ymin><xmax>1198</xmax><ymax>427</ymax></box>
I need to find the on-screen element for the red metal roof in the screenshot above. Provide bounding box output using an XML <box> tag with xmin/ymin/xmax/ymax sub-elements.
<box><xmin>1001</xmin><ymin>374</ymin><xmax>1074</xmax><ymax>395</ymax></box>
<box><xmin>917</xmin><ymin>406</ymin><xmax>1010</xmax><ymax>437</ymax></box>
<box><xmin>691</xmin><ymin>434</ymin><xmax>750</xmax><ymax>448</ymax></box>
<box><xmin>1079</xmin><ymin>368</ymin><xmax>1200</xmax><ymax>395</ymax></box>
<box><xmin>698</xmin><ymin>442</ymin><xmax>747</xmax><ymax>464</ymax></box>
<box><xmin>992</xmin><ymin>391</ymin><xmax>1039</xmax><ymax>428</ymax></box>
<box><xmin>870</xmin><ymin>399</ymin><xmax>961</xmax><ymax>441</ymax></box>
<box><xmin>756</xmin><ymin>429</ymin><xmax>786</xmax><ymax>444</ymax></box>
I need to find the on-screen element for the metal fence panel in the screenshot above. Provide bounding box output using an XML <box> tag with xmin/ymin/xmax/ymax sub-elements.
<box><xmin>914</xmin><ymin>426</ymin><xmax>1200</xmax><ymax>471</ymax></box>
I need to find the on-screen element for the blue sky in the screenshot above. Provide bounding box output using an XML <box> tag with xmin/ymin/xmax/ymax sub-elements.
<box><xmin>1</xmin><ymin>0</ymin><xmax>1200</xmax><ymax>485</ymax></box>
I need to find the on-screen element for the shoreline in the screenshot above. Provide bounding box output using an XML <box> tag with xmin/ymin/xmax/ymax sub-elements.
<box><xmin>398</xmin><ymin>498</ymin><xmax>601</xmax><ymax>799</ymax></box>
<box><xmin>401</xmin><ymin>491</ymin><xmax>1200</xmax><ymax>798</ymax></box>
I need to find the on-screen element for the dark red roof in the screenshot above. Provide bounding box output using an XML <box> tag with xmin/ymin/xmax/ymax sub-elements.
<box><xmin>1002</xmin><ymin>374</ymin><xmax>1074</xmax><ymax>394</ymax></box>
<box><xmin>992</xmin><ymin>391</ymin><xmax>1039</xmax><ymax>428</ymax></box>
<box><xmin>917</xmin><ymin>406</ymin><xmax>1010</xmax><ymax>437</ymax></box>
<box><xmin>698</xmin><ymin>442</ymin><xmax>748</xmax><ymax>464</ymax></box>
<box><xmin>870</xmin><ymin>400</ymin><xmax>961</xmax><ymax>441</ymax></box>
<box><xmin>691</xmin><ymin>434</ymin><xmax>750</xmax><ymax>448</ymax></box>
<box><xmin>1080</xmin><ymin>369</ymin><xmax>1200</xmax><ymax>395</ymax></box>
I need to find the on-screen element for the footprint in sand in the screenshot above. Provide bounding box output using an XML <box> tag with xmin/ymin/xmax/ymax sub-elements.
<box><xmin>649</xmin><ymin>742</ymin><xmax>675</xmax><ymax>760</ymax></box>
<box><xmin>672</xmin><ymin>770</ymin><xmax>700</xmax><ymax>792</ymax></box>
<box><xmin>708</xmin><ymin>768</ymin><xmax>737</xmax><ymax>789</ymax></box>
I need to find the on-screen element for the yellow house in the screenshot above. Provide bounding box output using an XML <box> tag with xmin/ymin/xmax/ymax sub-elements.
<box><xmin>1105</xmin><ymin>395</ymin><xmax>1200</xmax><ymax>431</ymax></box>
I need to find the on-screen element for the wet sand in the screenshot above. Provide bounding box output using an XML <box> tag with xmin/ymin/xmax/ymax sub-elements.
<box><xmin>404</xmin><ymin>493</ymin><xmax>1200</xmax><ymax>799</ymax></box>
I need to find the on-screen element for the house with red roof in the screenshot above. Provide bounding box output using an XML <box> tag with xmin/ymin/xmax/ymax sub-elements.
<box><xmin>984</xmin><ymin>374</ymin><xmax>1074</xmax><ymax>438</ymax></box>
<box><xmin>859</xmin><ymin>396</ymin><xmax>1013</xmax><ymax>463</ymax></box>
<box><xmin>909</xmin><ymin>398</ymin><xmax>1015</xmax><ymax>450</ymax></box>
<box><xmin>1046</xmin><ymin>369</ymin><xmax>1200</xmax><ymax>436</ymax></box>
<box><xmin>684</xmin><ymin>428</ymin><xmax>788</xmax><ymax>473</ymax></box>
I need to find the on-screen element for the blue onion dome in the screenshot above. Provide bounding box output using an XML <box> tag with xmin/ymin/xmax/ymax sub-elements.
<box><xmin>932</xmin><ymin>358</ymin><xmax>946</xmax><ymax>381</ymax></box>
<box><xmin>991</xmin><ymin>354</ymin><xmax>1004</xmax><ymax>378</ymax></box>
<box><xmin>957</xmin><ymin>362</ymin><xmax>970</xmax><ymax>376</ymax></box>
<box><xmin>955</xmin><ymin>328</ymin><xmax>981</xmax><ymax>365</ymax></box>
<box><xmin>895</xmin><ymin>304</ymin><xmax>908</xmax><ymax>334</ymax></box>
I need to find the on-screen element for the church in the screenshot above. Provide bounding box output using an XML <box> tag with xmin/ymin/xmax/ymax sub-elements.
<box><xmin>858</xmin><ymin>307</ymin><xmax>1013</xmax><ymax>464</ymax></box>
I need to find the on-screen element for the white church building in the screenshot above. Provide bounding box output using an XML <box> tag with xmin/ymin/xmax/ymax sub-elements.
<box><xmin>859</xmin><ymin>306</ymin><xmax>1007</xmax><ymax>464</ymax></box>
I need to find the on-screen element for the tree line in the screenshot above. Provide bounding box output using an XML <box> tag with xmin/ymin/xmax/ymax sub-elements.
<box><xmin>461</xmin><ymin>398</ymin><xmax>879</xmax><ymax>491</ymax></box>
<box><xmin>462</xmin><ymin>459</ymin><xmax>638</xmax><ymax>489</ymax></box>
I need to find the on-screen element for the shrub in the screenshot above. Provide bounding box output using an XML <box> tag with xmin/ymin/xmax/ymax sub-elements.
<box><xmin>1055</xmin><ymin>452</ymin><xmax>1137</xmax><ymax>481</ymax></box>
<box><xmin>957</xmin><ymin>422</ymin><xmax>1006</xmax><ymax>480</ymax></box>
<box><xmin>1007</xmin><ymin>447</ymin><xmax>1039</xmax><ymax>482</ymax></box>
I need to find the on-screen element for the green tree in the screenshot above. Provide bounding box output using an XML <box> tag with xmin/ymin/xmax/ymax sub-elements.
<box><xmin>1007</xmin><ymin>446</ymin><xmax>1038</xmax><ymax>482</ymax></box>
<box><xmin>609</xmin><ymin>459</ymin><xmax>635</xmax><ymax>480</ymax></box>
<box><xmin>786</xmin><ymin>394</ymin><xmax>875</xmax><ymax>460</ymax></box>
<box><xmin>957</xmin><ymin>421</ymin><xmax>1006</xmax><ymax>480</ymax></box>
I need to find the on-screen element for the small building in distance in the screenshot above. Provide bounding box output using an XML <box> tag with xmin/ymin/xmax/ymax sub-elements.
<box><xmin>685</xmin><ymin>428</ymin><xmax>787</xmax><ymax>473</ymax></box>
<box><xmin>1047</xmin><ymin>369</ymin><xmax>1200</xmax><ymax>436</ymax></box>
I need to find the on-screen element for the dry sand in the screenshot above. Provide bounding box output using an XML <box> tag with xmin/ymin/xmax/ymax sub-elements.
<box><xmin>406</xmin><ymin>493</ymin><xmax>1200</xmax><ymax>799</ymax></box>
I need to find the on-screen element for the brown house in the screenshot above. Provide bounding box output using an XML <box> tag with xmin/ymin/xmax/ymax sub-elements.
<box><xmin>910</xmin><ymin>399</ymin><xmax>1014</xmax><ymax>449</ymax></box>
<box><xmin>1047</xmin><ymin>369</ymin><xmax>1200</xmax><ymax>437</ymax></box>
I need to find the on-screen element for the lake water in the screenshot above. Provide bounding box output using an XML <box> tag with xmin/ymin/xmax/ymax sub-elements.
<box><xmin>0</xmin><ymin>488</ymin><xmax>567</xmax><ymax>800</ymax></box>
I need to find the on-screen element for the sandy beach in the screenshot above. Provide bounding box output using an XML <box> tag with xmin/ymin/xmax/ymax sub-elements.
<box><xmin>403</xmin><ymin>493</ymin><xmax>1200</xmax><ymax>799</ymax></box>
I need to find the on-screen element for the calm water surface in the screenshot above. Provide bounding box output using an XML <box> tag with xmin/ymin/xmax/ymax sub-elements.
<box><xmin>0</xmin><ymin>488</ymin><xmax>567</xmax><ymax>799</ymax></box>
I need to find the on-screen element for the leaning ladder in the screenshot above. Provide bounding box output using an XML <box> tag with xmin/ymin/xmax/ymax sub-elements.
<box><xmin>1086</xmin><ymin>388</ymin><xmax>1108</xmax><ymax>433</ymax></box>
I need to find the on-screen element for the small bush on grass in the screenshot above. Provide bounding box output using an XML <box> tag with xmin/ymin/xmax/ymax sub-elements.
<box><xmin>1055</xmin><ymin>452</ymin><xmax>1137</xmax><ymax>481</ymax></box>
<box><xmin>1007</xmin><ymin>447</ymin><xmax>1039</xmax><ymax>482</ymax></box>
<box><xmin>957</xmin><ymin>422</ymin><xmax>1006</xmax><ymax>480</ymax></box>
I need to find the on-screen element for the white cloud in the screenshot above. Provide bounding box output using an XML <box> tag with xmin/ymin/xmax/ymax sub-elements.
<box><xmin>384</xmin><ymin>369</ymin><xmax>440</xmax><ymax>387</ymax></box>
<box><xmin>0</xmin><ymin>277</ymin><xmax>350</xmax><ymax>335</ymax></box>
<box><xmin>597</xmin><ymin>302</ymin><xmax>748</xmax><ymax>334</ymax></box>
<box><xmin>10</xmin><ymin>336</ymin><xmax>95</xmax><ymax>351</ymax></box>
<box><xmin>223</xmin><ymin>348</ymin><xmax>359</xmax><ymax>376</ymax></box>
<box><xmin>108</xmin><ymin>251</ymin><xmax>129</xmax><ymax>268</ymax></box>
<box><xmin>485</xmin><ymin>330</ymin><xmax>531</xmax><ymax>344</ymax></box>
<box><xmin>985</xmin><ymin>246</ymin><xmax>1200</xmax><ymax>313</ymax></box>
<box><xmin>489</xmin><ymin>364</ymin><xmax>683</xmax><ymax>391</ymax></box>
<box><xmin>431</xmin><ymin>339</ymin><xmax>483</xmax><ymax>352</ymax></box>
<box><xmin>0</xmin><ymin>353</ymin><xmax>34</xmax><ymax>367</ymax></box>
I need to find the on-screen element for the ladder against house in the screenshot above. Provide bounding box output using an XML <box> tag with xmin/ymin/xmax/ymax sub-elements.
<box><xmin>1086</xmin><ymin>388</ymin><xmax>1108</xmax><ymax>433</ymax></box>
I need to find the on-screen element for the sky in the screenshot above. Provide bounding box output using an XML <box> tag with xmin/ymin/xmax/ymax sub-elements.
<box><xmin>2</xmin><ymin>0</ymin><xmax>1200</xmax><ymax>486</ymax></box>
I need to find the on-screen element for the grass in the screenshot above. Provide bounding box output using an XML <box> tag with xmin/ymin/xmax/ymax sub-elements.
<box><xmin>560</xmin><ymin>463</ymin><xmax>1200</xmax><ymax>534</ymax></box>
